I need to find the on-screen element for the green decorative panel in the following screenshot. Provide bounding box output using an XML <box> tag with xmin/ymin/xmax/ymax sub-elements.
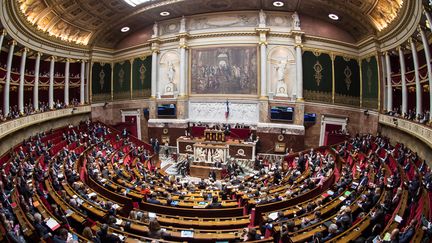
<box><xmin>303</xmin><ymin>51</ymin><xmax>332</xmax><ymax>103</ymax></box>
<box><xmin>113</xmin><ymin>61</ymin><xmax>131</xmax><ymax>100</ymax></box>
<box><xmin>132</xmin><ymin>56</ymin><xmax>152</xmax><ymax>99</ymax></box>
<box><xmin>334</xmin><ymin>56</ymin><xmax>360</xmax><ymax>107</ymax></box>
<box><xmin>91</xmin><ymin>62</ymin><xmax>112</xmax><ymax>103</ymax></box>
<box><xmin>361</xmin><ymin>56</ymin><xmax>379</xmax><ymax>109</ymax></box>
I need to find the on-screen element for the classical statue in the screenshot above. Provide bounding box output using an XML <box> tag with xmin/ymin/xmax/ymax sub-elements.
<box><xmin>259</xmin><ymin>10</ymin><xmax>266</xmax><ymax>27</ymax></box>
<box><xmin>179</xmin><ymin>16</ymin><xmax>186</xmax><ymax>33</ymax></box>
<box><xmin>275</xmin><ymin>60</ymin><xmax>287</xmax><ymax>82</ymax></box>
<box><xmin>292</xmin><ymin>12</ymin><xmax>300</xmax><ymax>30</ymax></box>
<box><xmin>164</xmin><ymin>61</ymin><xmax>177</xmax><ymax>94</ymax></box>
<box><xmin>275</xmin><ymin>60</ymin><xmax>288</xmax><ymax>97</ymax></box>
<box><xmin>167</xmin><ymin>61</ymin><xmax>175</xmax><ymax>82</ymax></box>
<box><xmin>152</xmin><ymin>22</ymin><xmax>158</xmax><ymax>37</ymax></box>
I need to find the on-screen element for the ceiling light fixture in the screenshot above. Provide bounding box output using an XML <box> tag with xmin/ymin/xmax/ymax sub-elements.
<box><xmin>121</xmin><ymin>27</ymin><xmax>130</xmax><ymax>32</ymax></box>
<box><xmin>273</xmin><ymin>1</ymin><xmax>284</xmax><ymax>7</ymax></box>
<box><xmin>328</xmin><ymin>14</ymin><xmax>339</xmax><ymax>20</ymax></box>
<box><xmin>160</xmin><ymin>11</ymin><xmax>170</xmax><ymax>16</ymax></box>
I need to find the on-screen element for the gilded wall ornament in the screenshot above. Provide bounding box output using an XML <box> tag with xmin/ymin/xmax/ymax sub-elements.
<box><xmin>367</xmin><ymin>67</ymin><xmax>373</xmax><ymax>93</ymax></box>
<box><xmin>99</xmin><ymin>69</ymin><xmax>105</xmax><ymax>90</ymax></box>
<box><xmin>119</xmin><ymin>68</ymin><xmax>125</xmax><ymax>87</ymax></box>
<box><xmin>313</xmin><ymin>60</ymin><xmax>323</xmax><ymax>86</ymax></box>
<box><xmin>344</xmin><ymin>66</ymin><xmax>352</xmax><ymax>91</ymax></box>
<box><xmin>139</xmin><ymin>64</ymin><xmax>147</xmax><ymax>85</ymax></box>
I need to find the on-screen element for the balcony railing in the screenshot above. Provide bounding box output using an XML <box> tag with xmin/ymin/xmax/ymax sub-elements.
<box><xmin>379</xmin><ymin>114</ymin><xmax>432</xmax><ymax>149</ymax></box>
<box><xmin>0</xmin><ymin>106</ymin><xmax>91</xmax><ymax>139</ymax></box>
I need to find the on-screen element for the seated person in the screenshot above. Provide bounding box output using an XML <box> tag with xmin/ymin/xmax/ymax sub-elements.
<box><xmin>207</xmin><ymin>196</ymin><xmax>222</xmax><ymax>209</ymax></box>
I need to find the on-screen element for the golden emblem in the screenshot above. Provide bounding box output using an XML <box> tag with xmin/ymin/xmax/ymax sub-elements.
<box><xmin>344</xmin><ymin>66</ymin><xmax>352</xmax><ymax>91</ymax></box>
<box><xmin>313</xmin><ymin>60</ymin><xmax>323</xmax><ymax>86</ymax></box>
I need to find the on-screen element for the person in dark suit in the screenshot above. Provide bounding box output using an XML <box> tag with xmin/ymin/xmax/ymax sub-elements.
<box><xmin>322</xmin><ymin>223</ymin><xmax>338</xmax><ymax>241</ymax></box>
<box><xmin>52</xmin><ymin>228</ymin><xmax>68</xmax><ymax>243</ymax></box>
<box><xmin>207</xmin><ymin>196</ymin><xmax>222</xmax><ymax>209</ymax></box>
<box><xmin>147</xmin><ymin>194</ymin><xmax>161</xmax><ymax>205</ymax></box>
<box><xmin>34</xmin><ymin>213</ymin><xmax>51</xmax><ymax>239</ymax></box>
<box><xmin>97</xmin><ymin>224</ymin><xmax>120</xmax><ymax>243</ymax></box>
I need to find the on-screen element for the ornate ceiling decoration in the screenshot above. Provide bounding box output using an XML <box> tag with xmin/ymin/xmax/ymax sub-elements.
<box><xmin>13</xmin><ymin>0</ymin><xmax>405</xmax><ymax>48</ymax></box>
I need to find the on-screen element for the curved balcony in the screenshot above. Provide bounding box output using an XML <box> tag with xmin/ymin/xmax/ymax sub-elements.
<box><xmin>379</xmin><ymin>114</ymin><xmax>432</xmax><ymax>149</ymax></box>
<box><xmin>0</xmin><ymin>106</ymin><xmax>91</xmax><ymax>140</ymax></box>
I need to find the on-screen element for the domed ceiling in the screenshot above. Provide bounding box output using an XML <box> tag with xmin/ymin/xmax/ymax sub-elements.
<box><xmin>14</xmin><ymin>0</ymin><xmax>404</xmax><ymax>48</ymax></box>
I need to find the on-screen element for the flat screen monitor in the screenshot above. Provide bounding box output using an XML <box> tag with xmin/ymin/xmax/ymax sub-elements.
<box><xmin>304</xmin><ymin>113</ymin><xmax>317</xmax><ymax>123</ymax></box>
<box><xmin>157</xmin><ymin>104</ymin><xmax>176</xmax><ymax>118</ymax></box>
<box><xmin>270</xmin><ymin>106</ymin><xmax>294</xmax><ymax>122</ymax></box>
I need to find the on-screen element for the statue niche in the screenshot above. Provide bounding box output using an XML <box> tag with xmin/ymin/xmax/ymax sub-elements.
<box><xmin>164</xmin><ymin>61</ymin><xmax>177</xmax><ymax>95</ymax></box>
<box><xmin>269</xmin><ymin>47</ymin><xmax>296</xmax><ymax>99</ymax></box>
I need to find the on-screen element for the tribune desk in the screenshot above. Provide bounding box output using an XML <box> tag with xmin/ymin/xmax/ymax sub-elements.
<box><xmin>177</xmin><ymin>136</ymin><xmax>256</xmax><ymax>179</ymax></box>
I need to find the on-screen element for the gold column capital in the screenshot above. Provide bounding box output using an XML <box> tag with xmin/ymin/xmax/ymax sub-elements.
<box><xmin>50</xmin><ymin>56</ymin><xmax>57</xmax><ymax>61</ymax></box>
<box><xmin>9</xmin><ymin>40</ymin><xmax>17</xmax><ymax>46</ymax></box>
<box><xmin>258</xmin><ymin>41</ymin><xmax>268</xmax><ymax>46</ymax></box>
<box><xmin>1</xmin><ymin>29</ymin><xmax>6</xmax><ymax>36</ymax></box>
<box><xmin>22</xmin><ymin>47</ymin><xmax>29</xmax><ymax>53</ymax></box>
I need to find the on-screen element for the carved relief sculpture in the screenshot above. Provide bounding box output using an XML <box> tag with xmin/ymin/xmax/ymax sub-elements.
<box><xmin>152</xmin><ymin>22</ymin><xmax>159</xmax><ymax>37</ymax></box>
<box><xmin>179</xmin><ymin>16</ymin><xmax>186</xmax><ymax>33</ymax></box>
<box><xmin>292</xmin><ymin>12</ymin><xmax>301</xmax><ymax>30</ymax></box>
<box><xmin>259</xmin><ymin>10</ymin><xmax>266</xmax><ymax>28</ymax></box>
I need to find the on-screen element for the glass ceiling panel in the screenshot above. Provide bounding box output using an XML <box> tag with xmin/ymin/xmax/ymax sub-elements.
<box><xmin>123</xmin><ymin>0</ymin><xmax>153</xmax><ymax>7</ymax></box>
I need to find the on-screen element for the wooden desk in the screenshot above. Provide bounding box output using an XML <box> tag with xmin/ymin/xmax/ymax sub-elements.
<box><xmin>190</xmin><ymin>165</ymin><xmax>223</xmax><ymax>179</ymax></box>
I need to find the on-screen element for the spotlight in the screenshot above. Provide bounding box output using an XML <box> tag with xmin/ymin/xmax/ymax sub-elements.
<box><xmin>121</xmin><ymin>27</ymin><xmax>130</xmax><ymax>32</ymax></box>
<box><xmin>328</xmin><ymin>13</ymin><xmax>339</xmax><ymax>20</ymax></box>
<box><xmin>160</xmin><ymin>11</ymin><xmax>170</xmax><ymax>16</ymax></box>
<box><xmin>273</xmin><ymin>1</ymin><xmax>284</xmax><ymax>7</ymax></box>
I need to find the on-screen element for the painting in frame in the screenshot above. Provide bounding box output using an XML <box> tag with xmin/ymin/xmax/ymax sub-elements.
<box><xmin>190</xmin><ymin>46</ymin><xmax>258</xmax><ymax>95</ymax></box>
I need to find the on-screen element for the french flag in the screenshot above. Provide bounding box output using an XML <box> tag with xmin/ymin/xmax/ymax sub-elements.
<box><xmin>225</xmin><ymin>100</ymin><xmax>230</xmax><ymax>119</ymax></box>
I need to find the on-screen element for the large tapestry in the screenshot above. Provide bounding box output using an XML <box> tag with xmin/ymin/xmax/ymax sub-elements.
<box><xmin>132</xmin><ymin>56</ymin><xmax>152</xmax><ymax>99</ymax></box>
<box><xmin>361</xmin><ymin>56</ymin><xmax>379</xmax><ymax>110</ymax></box>
<box><xmin>303</xmin><ymin>51</ymin><xmax>332</xmax><ymax>103</ymax></box>
<box><xmin>334</xmin><ymin>56</ymin><xmax>360</xmax><ymax>107</ymax></box>
<box><xmin>91</xmin><ymin>62</ymin><xmax>112</xmax><ymax>103</ymax></box>
<box><xmin>113</xmin><ymin>61</ymin><xmax>131</xmax><ymax>101</ymax></box>
<box><xmin>190</xmin><ymin>46</ymin><xmax>258</xmax><ymax>95</ymax></box>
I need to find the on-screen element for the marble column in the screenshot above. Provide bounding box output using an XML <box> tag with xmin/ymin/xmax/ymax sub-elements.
<box><xmin>380</xmin><ymin>54</ymin><xmax>387</xmax><ymax>111</ymax></box>
<box><xmin>410</xmin><ymin>39</ymin><xmax>422</xmax><ymax>115</ymax></box>
<box><xmin>49</xmin><ymin>56</ymin><xmax>55</xmax><ymax>109</ymax></box>
<box><xmin>179</xmin><ymin>46</ymin><xmax>186</xmax><ymax>96</ymax></box>
<box><xmin>85</xmin><ymin>61</ymin><xmax>90</xmax><ymax>103</ymax></box>
<box><xmin>3</xmin><ymin>41</ymin><xmax>16</xmax><ymax>116</ymax></box>
<box><xmin>18</xmin><ymin>48</ymin><xmax>28</xmax><ymax>113</ymax></box>
<box><xmin>33</xmin><ymin>52</ymin><xmax>41</xmax><ymax>111</ymax></box>
<box><xmin>151</xmin><ymin>50</ymin><xmax>158</xmax><ymax>98</ymax></box>
<box><xmin>80</xmin><ymin>61</ymin><xmax>85</xmax><ymax>105</ymax></box>
<box><xmin>385</xmin><ymin>52</ymin><xmax>393</xmax><ymax>112</ymax></box>
<box><xmin>260</xmin><ymin>42</ymin><xmax>267</xmax><ymax>97</ymax></box>
<box><xmin>64</xmin><ymin>59</ymin><xmax>70</xmax><ymax>106</ymax></box>
<box><xmin>398</xmin><ymin>47</ymin><xmax>408</xmax><ymax>115</ymax></box>
<box><xmin>296</xmin><ymin>44</ymin><xmax>303</xmax><ymax>100</ymax></box>
<box><xmin>419</xmin><ymin>27</ymin><xmax>432</xmax><ymax>120</ymax></box>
